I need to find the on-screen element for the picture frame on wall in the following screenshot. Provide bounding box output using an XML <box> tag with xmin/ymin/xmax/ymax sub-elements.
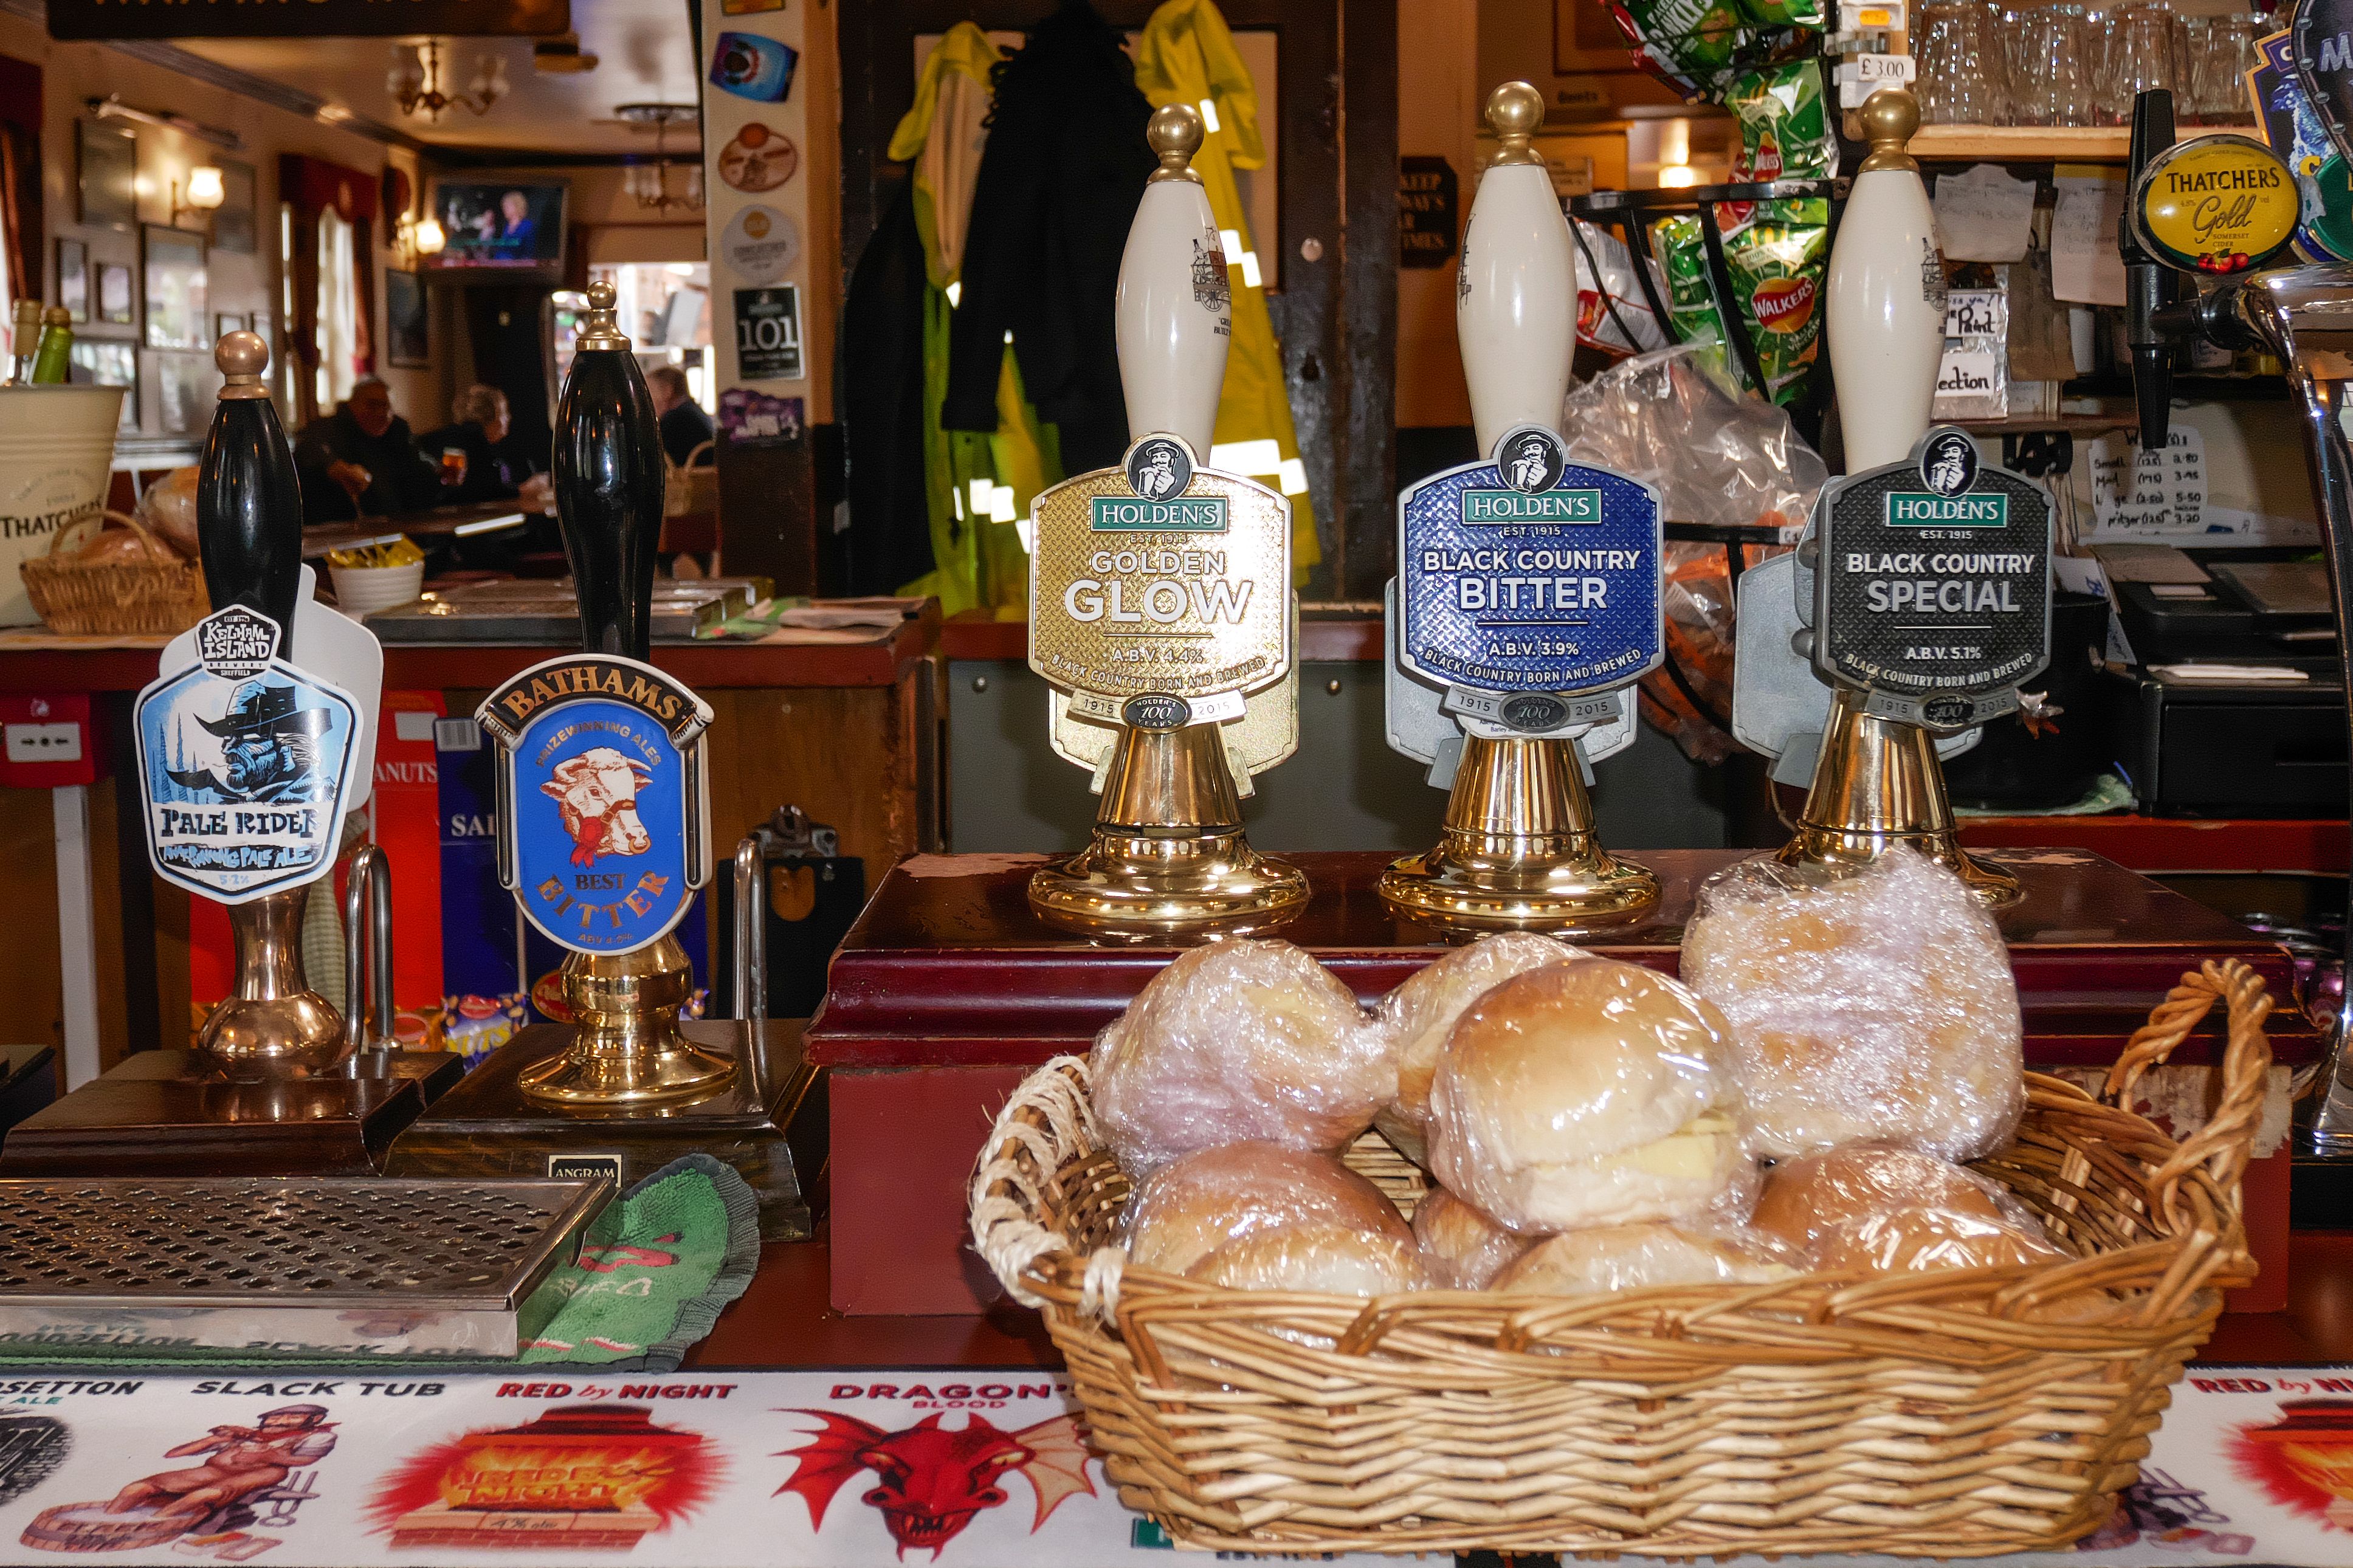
<box><xmin>153</xmin><ymin>349</ymin><xmax>219</xmax><ymax>436</ymax></box>
<box><xmin>142</xmin><ymin>225</ymin><xmax>208</xmax><ymax>351</ymax></box>
<box><xmin>384</xmin><ymin>269</ymin><xmax>429</xmax><ymax>368</ymax></box>
<box><xmin>77</xmin><ymin>120</ymin><xmax>136</xmax><ymax>232</ymax></box>
<box><xmin>210</xmin><ymin>160</ymin><xmax>257</xmax><ymax>255</ymax></box>
<box><xmin>68</xmin><ymin>340</ymin><xmax>137</xmax><ymax>433</ymax></box>
<box><xmin>55</xmin><ymin>239</ymin><xmax>88</xmax><ymax>324</ymax></box>
<box><xmin>96</xmin><ymin>262</ymin><xmax>134</xmax><ymax>326</ymax></box>
<box><xmin>215</xmin><ymin>312</ymin><xmax>247</xmax><ymax>342</ymax></box>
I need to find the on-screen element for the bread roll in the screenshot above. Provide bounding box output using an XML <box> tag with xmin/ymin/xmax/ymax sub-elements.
<box><xmin>1411</xmin><ymin>1186</ymin><xmax>1531</xmax><ymax>1289</ymax></box>
<box><xmin>1681</xmin><ymin>848</ymin><xmax>2025</xmax><ymax>1162</ymax></box>
<box><xmin>1089</xmin><ymin>940</ymin><xmax>1388</xmax><ymax>1175</ymax></box>
<box><xmin>1373</xmin><ymin>932</ymin><xmax>1582</xmax><ymax>1164</ymax></box>
<box><xmin>1425</xmin><ymin>959</ymin><xmax>1749</xmax><ymax>1233</ymax></box>
<box><xmin>1187</xmin><ymin>1223</ymin><xmax>1427</xmax><ymax>1296</ymax></box>
<box><xmin>1808</xmin><ymin>1206</ymin><xmax>2109</xmax><ymax>1323</ymax></box>
<box><xmin>1751</xmin><ymin>1142</ymin><xmax>2034</xmax><ymax>1253</ymax></box>
<box><xmin>1123</xmin><ymin>1143</ymin><xmax>1411</xmax><ymax>1277</ymax></box>
<box><xmin>1492</xmin><ymin>1222</ymin><xmax>1799</xmax><ymax>1296</ymax></box>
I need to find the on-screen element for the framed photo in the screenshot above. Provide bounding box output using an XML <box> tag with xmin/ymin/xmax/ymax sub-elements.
<box><xmin>55</xmin><ymin>239</ymin><xmax>88</xmax><ymax>324</ymax></box>
<box><xmin>153</xmin><ymin>349</ymin><xmax>219</xmax><ymax>436</ymax></box>
<box><xmin>215</xmin><ymin>312</ymin><xmax>247</xmax><ymax>342</ymax></box>
<box><xmin>384</xmin><ymin>269</ymin><xmax>429</xmax><ymax>367</ymax></box>
<box><xmin>67</xmin><ymin>340</ymin><xmax>137</xmax><ymax>433</ymax></box>
<box><xmin>77</xmin><ymin>119</ymin><xmax>136</xmax><ymax>232</ymax></box>
<box><xmin>142</xmin><ymin>225</ymin><xmax>208</xmax><ymax>351</ymax></box>
<box><xmin>97</xmin><ymin>262</ymin><xmax>134</xmax><ymax>326</ymax></box>
<box><xmin>210</xmin><ymin>160</ymin><xmax>257</xmax><ymax>255</ymax></box>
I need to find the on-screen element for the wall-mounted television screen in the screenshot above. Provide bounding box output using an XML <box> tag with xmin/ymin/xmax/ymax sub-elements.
<box><xmin>423</xmin><ymin>179</ymin><xmax>567</xmax><ymax>280</ymax></box>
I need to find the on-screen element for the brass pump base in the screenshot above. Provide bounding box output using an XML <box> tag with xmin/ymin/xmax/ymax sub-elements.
<box><xmin>195</xmin><ymin>889</ymin><xmax>348</xmax><ymax>1079</ymax></box>
<box><xmin>1028</xmin><ymin>719</ymin><xmax>1307</xmax><ymax>939</ymax></box>
<box><xmin>1778</xmin><ymin>686</ymin><xmax>2018</xmax><ymax>904</ymax></box>
<box><xmin>515</xmin><ymin>936</ymin><xmax>734</xmax><ymax>1109</ymax></box>
<box><xmin>1380</xmin><ymin>734</ymin><xmax>1659</xmax><ymax>936</ymax></box>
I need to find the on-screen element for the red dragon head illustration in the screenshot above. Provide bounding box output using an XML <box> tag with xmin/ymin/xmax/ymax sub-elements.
<box><xmin>774</xmin><ymin>1410</ymin><xmax>1094</xmax><ymax>1560</ymax></box>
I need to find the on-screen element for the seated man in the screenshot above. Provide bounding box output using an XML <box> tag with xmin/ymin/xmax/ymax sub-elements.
<box><xmin>417</xmin><ymin>383</ymin><xmax>536</xmax><ymax>506</ymax></box>
<box><xmin>292</xmin><ymin>379</ymin><xmax>440</xmax><ymax>524</ymax></box>
<box><xmin>647</xmin><ymin>365</ymin><xmax>715</xmax><ymax>469</ymax></box>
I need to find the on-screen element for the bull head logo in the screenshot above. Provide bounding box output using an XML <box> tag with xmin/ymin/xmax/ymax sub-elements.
<box><xmin>774</xmin><ymin>1411</ymin><xmax>1094</xmax><ymax>1560</ymax></box>
<box><xmin>541</xmin><ymin>745</ymin><xmax>653</xmax><ymax>868</ymax></box>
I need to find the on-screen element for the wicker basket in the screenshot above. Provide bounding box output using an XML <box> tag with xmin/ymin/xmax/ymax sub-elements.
<box><xmin>21</xmin><ymin>510</ymin><xmax>207</xmax><ymax>636</ymax></box>
<box><xmin>970</xmin><ymin>959</ymin><xmax>2274</xmax><ymax>1559</ymax></box>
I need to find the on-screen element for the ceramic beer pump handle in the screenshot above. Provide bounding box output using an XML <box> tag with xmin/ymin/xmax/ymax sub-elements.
<box><xmin>1827</xmin><ymin>88</ymin><xmax>1944</xmax><ymax>473</ymax></box>
<box><xmin>1458</xmin><ymin>82</ymin><xmax>1576</xmax><ymax>455</ymax></box>
<box><xmin>1024</xmin><ymin>100</ymin><xmax>1307</xmax><ymax>937</ymax></box>
<box><xmin>1376</xmin><ymin>82</ymin><xmax>1660</xmax><ymax>935</ymax></box>
<box><xmin>201</xmin><ymin>331</ymin><xmax>305</xmax><ymax>661</ymax></box>
<box><xmin>556</xmin><ymin>280</ymin><xmax>666</xmax><ymax>661</ymax></box>
<box><xmin>1118</xmin><ymin>103</ymin><xmax>1226</xmax><ymax>453</ymax></box>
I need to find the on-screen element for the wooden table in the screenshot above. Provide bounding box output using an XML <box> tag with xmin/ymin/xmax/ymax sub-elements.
<box><xmin>0</xmin><ymin>607</ymin><xmax>943</xmax><ymax>1077</ymax></box>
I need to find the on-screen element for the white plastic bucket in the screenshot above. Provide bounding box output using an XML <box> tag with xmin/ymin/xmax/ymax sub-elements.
<box><xmin>0</xmin><ymin>385</ymin><xmax>126</xmax><ymax>627</ymax></box>
<box><xmin>329</xmin><ymin>559</ymin><xmax>427</xmax><ymax>617</ymax></box>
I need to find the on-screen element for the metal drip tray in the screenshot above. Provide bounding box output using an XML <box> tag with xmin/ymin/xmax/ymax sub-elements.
<box><xmin>0</xmin><ymin>1177</ymin><xmax>618</xmax><ymax>1360</ymax></box>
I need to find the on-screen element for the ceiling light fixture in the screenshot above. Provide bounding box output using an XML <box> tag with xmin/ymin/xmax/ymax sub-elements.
<box><xmin>615</xmin><ymin>103</ymin><xmax>703</xmax><ymax>215</ymax></box>
<box><xmin>388</xmin><ymin>38</ymin><xmax>508</xmax><ymax>122</ymax></box>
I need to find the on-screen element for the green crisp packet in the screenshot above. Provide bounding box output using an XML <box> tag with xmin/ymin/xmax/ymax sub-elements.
<box><xmin>1723</xmin><ymin>199</ymin><xmax>1830</xmax><ymax>405</ymax></box>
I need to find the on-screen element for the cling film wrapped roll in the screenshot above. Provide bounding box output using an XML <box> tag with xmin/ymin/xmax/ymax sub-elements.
<box><xmin>1122</xmin><ymin>1142</ymin><xmax>1413</xmax><ymax>1277</ymax></box>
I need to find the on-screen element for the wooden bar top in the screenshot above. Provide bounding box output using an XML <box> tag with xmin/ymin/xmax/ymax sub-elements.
<box><xmin>806</xmin><ymin>848</ymin><xmax>2316</xmax><ymax>1068</ymax></box>
<box><xmin>0</xmin><ymin>602</ymin><xmax>940</xmax><ymax>691</ymax></box>
<box><xmin>680</xmin><ymin>1226</ymin><xmax>2353</xmax><ymax>1371</ymax></box>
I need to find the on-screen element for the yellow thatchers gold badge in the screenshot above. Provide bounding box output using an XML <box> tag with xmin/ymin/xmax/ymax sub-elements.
<box><xmin>1028</xmin><ymin>435</ymin><xmax>1291</xmax><ymax>705</ymax></box>
<box><xmin>2131</xmin><ymin>133</ymin><xmax>2297</xmax><ymax>275</ymax></box>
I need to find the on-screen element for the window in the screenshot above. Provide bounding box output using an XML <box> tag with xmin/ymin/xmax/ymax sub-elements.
<box><xmin>315</xmin><ymin>205</ymin><xmax>358</xmax><ymax>410</ymax></box>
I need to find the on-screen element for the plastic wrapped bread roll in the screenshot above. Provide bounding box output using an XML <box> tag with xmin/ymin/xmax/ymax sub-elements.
<box><xmin>1750</xmin><ymin>1141</ymin><xmax>2044</xmax><ymax>1254</ymax></box>
<box><xmin>1187</xmin><ymin>1223</ymin><xmax>1428</xmax><ymax>1296</ymax></box>
<box><xmin>1807</xmin><ymin>1206</ymin><xmax>2064</xmax><ymax>1274</ymax></box>
<box><xmin>1373</xmin><ymin>932</ymin><xmax>1583</xmax><ymax>1165</ymax></box>
<box><xmin>1123</xmin><ymin>1143</ymin><xmax>1412</xmax><ymax>1277</ymax></box>
<box><xmin>1492</xmin><ymin>1222</ymin><xmax>1800</xmax><ymax>1296</ymax></box>
<box><xmin>1426</xmin><ymin>959</ymin><xmax>1750</xmax><ymax>1233</ymax></box>
<box><xmin>1411</xmin><ymin>1186</ymin><xmax>1532</xmax><ymax>1289</ymax></box>
<box><xmin>1090</xmin><ymin>940</ymin><xmax>1388</xmax><ymax>1175</ymax></box>
<box><xmin>1681</xmin><ymin>848</ymin><xmax>2025</xmax><ymax>1162</ymax></box>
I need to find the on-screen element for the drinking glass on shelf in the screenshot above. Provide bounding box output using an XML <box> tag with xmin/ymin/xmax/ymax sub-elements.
<box><xmin>2190</xmin><ymin>12</ymin><xmax>2260</xmax><ymax>123</ymax></box>
<box><xmin>1917</xmin><ymin>0</ymin><xmax>2014</xmax><ymax>124</ymax></box>
<box><xmin>2008</xmin><ymin>5</ymin><xmax>2093</xmax><ymax>126</ymax></box>
<box><xmin>2097</xmin><ymin>2</ymin><xmax>2179</xmax><ymax>125</ymax></box>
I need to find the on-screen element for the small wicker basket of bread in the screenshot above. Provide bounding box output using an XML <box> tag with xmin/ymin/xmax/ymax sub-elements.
<box><xmin>970</xmin><ymin>848</ymin><xmax>2273</xmax><ymax>1559</ymax></box>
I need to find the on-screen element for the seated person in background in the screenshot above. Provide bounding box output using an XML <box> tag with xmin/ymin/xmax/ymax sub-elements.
<box><xmin>417</xmin><ymin>384</ymin><xmax>537</xmax><ymax>506</ymax></box>
<box><xmin>292</xmin><ymin>379</ymin><xmax>440</xmax><ymax>524</ymax></box>
<box><xmin>647</xmin><ymin>365</ymin><xmax>716</xmax><ymax>470</ymax></box>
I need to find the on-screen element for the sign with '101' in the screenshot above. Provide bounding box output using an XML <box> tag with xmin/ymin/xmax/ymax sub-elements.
<box><xmin>1396</xmin><ymin>425</ymin><xmax>1663</xmax><ymax>697</ymax></box>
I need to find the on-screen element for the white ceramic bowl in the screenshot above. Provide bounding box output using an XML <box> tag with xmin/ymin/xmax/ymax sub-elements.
<box><xmin>329</xmin><ymin>559</ymin><xmax>426</xmax><ymax>618</ymax></box>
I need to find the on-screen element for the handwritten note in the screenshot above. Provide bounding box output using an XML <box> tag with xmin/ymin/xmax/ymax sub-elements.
<box><xmin>2051</xmin><ymin>174</ymin><xmax>2127</xmax><ymax>306</ymax></box>
<box><xmin>1932</xmin><ymin>163</ymin><xmax>2036</xmax><ymax>263</ymax></box>
<box><xmin>2089</xmin><ymin>428</ymin><xmax>2209</xmax><ymax>536</ymax></box>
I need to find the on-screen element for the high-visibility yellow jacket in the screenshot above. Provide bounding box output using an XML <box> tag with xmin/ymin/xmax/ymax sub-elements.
<box><xmin>1135</xmin><ymin>0</ymin><xmax>1320</xmax><ymax>584</ymax></box>
<box><xmin>888</xmin><ymin>22</ymin><xmax>1059</xmax><ymax>617</ymax></box>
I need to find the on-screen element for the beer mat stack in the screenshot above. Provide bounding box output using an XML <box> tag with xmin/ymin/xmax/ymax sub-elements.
<box><xmin>0</xmin><ymin>1155</ymin><xmax>759</xmax><ymax>1374</ymax></box>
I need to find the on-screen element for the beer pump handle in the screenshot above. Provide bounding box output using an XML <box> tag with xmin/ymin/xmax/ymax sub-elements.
<box><xmin>199</xmin><ymin>332</ymin><xmax>305</xmax><ymax>660</ymax></box>
<box><xmin>1458</xmin><ymin>81</ymin><xmax>1576</xmax><ymax>455</ymax></box>
<box><xmin>2123</xmin><ymin>89</ymin><xmax>2180</xmax><ymax>453</ymax></box>
<box><xmin>554</xmin><ymin>278</ymin><xmax>666</xmax><ymax>662</ymax></box>
<box><xmin>1827</xmin><ymin>88</ymin><xmax>1945</xmax><ymax>472</ymax></box>
<box><xmin>1117</xmin><ymin>103</ymin><xmax>1229</xmax><ymax>453</ymax></box>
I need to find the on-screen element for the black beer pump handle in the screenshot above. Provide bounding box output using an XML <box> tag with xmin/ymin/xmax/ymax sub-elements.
<box><xmin>2121</xmin><ymin>89</ymin><xmax>2179</xmax><ymax>453</ymax></box>
<box><xmin>198</xmin><ymin>332</ymin><xmax>305</xmax><ymax>662</ymax></box>
<box><xmin>553</xmin><ymin>279</ymin><xmax>666</xmax><ymax>662</ymax></box>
